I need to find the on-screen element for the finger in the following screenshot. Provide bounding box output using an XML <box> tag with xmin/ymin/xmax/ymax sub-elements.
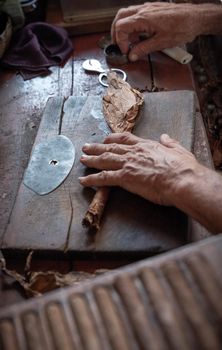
<box><xmin>82</xmin><ymin>142</ymin><xmax>129</xmax><ymax>155</ymax></box>
<box><xmin>111</xmin><ymin>6</ymin><xmax>141</xmax><ymax>44</ymax></box>
<box><xmin>128</xmin><ymin>35</ymin><xmax>169</xmax><ymax>61</ymax></box>
<box><xmin>159</xmin><ymin>134</ymin><xmax>180</xmax><ymax>148</ymax></box>
<box><xmin>80</xmin><ymin>153</ymin><xmax>124</xmax><ymax>170</ymax></box>
<box><xmin>79</xmin><ymin>170</ymin><xmax>122</xmax><ymax>187</ymax></box>
<box><xmin>114</xmin><ymin>14</ymin><xmax>147</xmax><ymax>54</ymax></box>
<box><xmin>160</xmin><ymin>134</ymin><xmax>195</xmax><ymax>159</ymax></box>
<box><xmin>104</xmin><ymin>132</ymin><xmax>143</xmax><ymax>145</ymax></box>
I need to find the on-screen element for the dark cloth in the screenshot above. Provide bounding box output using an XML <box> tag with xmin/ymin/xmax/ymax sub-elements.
<box><xmin>1</xmin><ymin>22</ymin><xmax>73</xmax><ymax>79</ymax></box>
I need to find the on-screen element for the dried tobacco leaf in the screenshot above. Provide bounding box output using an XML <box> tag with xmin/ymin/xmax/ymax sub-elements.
<box><xmin>0</xmin><ymin>253</ymin><xmax>108</xmax><ymax>298</ymax></box>
<box><xmin>103</xmin><ymin>72</ymin><xmax>144</xmax><ymax>132</ymax></box>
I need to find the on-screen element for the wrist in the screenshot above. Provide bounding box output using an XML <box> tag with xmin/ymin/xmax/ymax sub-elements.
<box><xmin>193</xmin><ymin>4</ymin><xmax>222</xmax><ymax>36</ymax></box>
<box><xmin>171</xmin><ymin>163</ymin><xmax>222</xmax><ymax>233</ymax></box>
<box><xmin>164</xmin><ymin>159</ymin><xmax>202</xmax><ymax>207</ymax></box>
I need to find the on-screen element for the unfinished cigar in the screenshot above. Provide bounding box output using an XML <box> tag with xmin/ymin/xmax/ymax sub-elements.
<box><xmin>82</xmin><ymin>72</ymin><xmax>144</xmax><ymax>231</ymax></box>
<box><xmin>82</xmin><ymin>187</ymin><xmax>110</xmax><ymax>230</ymax></box>
<box><xmin>162</xmin><ymin>47</ymin><xmax>193</xmax><ymax>64</ymax></box>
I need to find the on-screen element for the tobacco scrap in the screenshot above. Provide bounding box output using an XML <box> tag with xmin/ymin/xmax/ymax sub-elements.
<box><xmin>83</xmin><ymin>72</ymin><xmax>144</xmax><ymax>230</ymax></box>
<box><xmin>0</xmin><ymin>253</ymin><xmax>108</xmax><ymax>298</ymax></box>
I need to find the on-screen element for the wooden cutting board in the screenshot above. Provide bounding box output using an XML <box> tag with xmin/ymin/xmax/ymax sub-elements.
<box><xmin>1</xmin><ymin>91</ymin><xmax>195</xmax><ymax>255</ymax></box>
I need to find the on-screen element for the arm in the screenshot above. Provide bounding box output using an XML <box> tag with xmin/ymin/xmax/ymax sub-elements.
<box><xmin>111</xmin><ymin>2</ymin><xmax>222</xmax><ymax>61</ymax></box>
<box><xmin>173</xmin><ymin>162</ymin><xmax>222</xmax><ymax>234</ymax></box>
<box><xmin>79</xmin><ymin>133</ymin><xmax>222</xmax><ymax>234</ymax></box>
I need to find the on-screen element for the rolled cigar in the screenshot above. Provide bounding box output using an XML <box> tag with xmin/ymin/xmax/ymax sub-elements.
<box><xmin>161</xmin><ymin>47</ymin><xmax>193</xmax><ymax>64</ymax></box>
<box><xmin>82</xmin><ymin>187</ymin><xmax>110</xmax><ymax>231</ymax></box>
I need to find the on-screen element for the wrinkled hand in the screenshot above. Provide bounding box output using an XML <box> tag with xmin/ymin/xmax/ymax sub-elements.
<box><xmin>111</xmin><ymin>2</ymin><xmax>202</xmax><ymax>61</ymax></box>
<box><xmin>79</xmin><ymin>132</ymin><xmax>198</xmax><ymax>206</ymax></box>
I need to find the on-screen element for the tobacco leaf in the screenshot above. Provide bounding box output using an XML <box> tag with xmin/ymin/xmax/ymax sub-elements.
<box><xmin>25</xmin><ymin>270</ymin><xmax>107</xmax><ymax>297</ymax></box>
<box><xmin>103</xmin><ymin>71</ymin><xmax>144</xmax><ymax>132</ymax></box>
<box><xmin>0</xmin><ymin>253</ymin><xmax>108</xmax><ymax>298</ymax></box>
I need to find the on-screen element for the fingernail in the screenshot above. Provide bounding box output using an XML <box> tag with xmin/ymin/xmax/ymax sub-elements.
<box><xmin>82</xmin><ymin>143</ymin><xmax>90</xmax><ymax>151</ymax></box>
<box><xmin>80</xmin><ymin>154</ymin><xmax>87</xmax><ymax>160</ymax></box>
<box><xmin>81</xmin><ymin>154</ymin><xmax>89</xmax><ymax>159</ymax></box>
<box><xmin>161</xmin><ymin>134</ymin><xmax>170</xmax><ymax>141</ymax></box>
<box><xmin>129</xmin><ymin>54</ymin><xmax>138</xmax><ymax>62</ymax></box>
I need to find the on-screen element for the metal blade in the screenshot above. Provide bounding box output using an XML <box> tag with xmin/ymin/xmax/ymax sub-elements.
<box><xmin>23</xmin><ymin>135</ymin><xmax>75</xmax><ymax>195</ymax></box>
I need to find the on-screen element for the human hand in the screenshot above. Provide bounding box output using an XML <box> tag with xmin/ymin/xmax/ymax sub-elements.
<box><xmin>111</xmin><ymin>2</ymin><xmax>204</xmax><ymax>61</ymax></box>
<box><xmin>79</xmin><ymin>132</ymin><xmax>199</xmax><ymax>206</ymax></box>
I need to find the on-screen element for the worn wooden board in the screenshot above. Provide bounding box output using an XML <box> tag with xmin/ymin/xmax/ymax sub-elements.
<box><xmin>0</xmin><ymin>63</ymin><xmax>73</xmax><ymax>242</ymax></box>
<box><xmin>1</xmin><ymin>91</ymin><xmax>196</xmax><ymax>255</ymax></box>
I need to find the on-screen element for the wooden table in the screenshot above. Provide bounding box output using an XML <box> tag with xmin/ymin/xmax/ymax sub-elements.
<box><xmin>0</xmin><ymin>32</ymin><xmax>214</xmax><ymax>305</ymax></box>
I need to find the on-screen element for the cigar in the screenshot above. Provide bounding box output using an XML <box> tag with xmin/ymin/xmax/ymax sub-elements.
<box><xmin>161</xmin><ymin>47</ymin><xmax>193</xmax><ymax>64</ymax></box>
<box><xmin>82</xmin><ymin>187</ymin><xmax>110</xmax><ymax>231</ymax></box>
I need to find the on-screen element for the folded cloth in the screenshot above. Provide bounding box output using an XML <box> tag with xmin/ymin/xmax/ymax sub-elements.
<box><xmin>1</xmin><ymin>22</ymin><xmax>73</xmax><ymax>79</ymax></box>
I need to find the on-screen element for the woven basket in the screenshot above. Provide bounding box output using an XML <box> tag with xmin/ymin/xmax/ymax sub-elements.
<box><xmin>0</xmin><ymin>14</ymin><xmax>12</xmax><ymax>59</ymax></box>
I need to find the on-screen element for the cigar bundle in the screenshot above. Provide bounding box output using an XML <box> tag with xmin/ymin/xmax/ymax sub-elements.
<box><xmin>82</xmin><ymin>72</ymin><xmax>144</xmax><ymax>231</ymax></box>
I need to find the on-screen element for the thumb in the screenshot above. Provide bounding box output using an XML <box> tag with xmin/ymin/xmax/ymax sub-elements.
<box><xmin>160</xmin><ymin>134</ymin><xmax>180</xmax><ymax>148</ymax></box>
<box><xmin>128</xmin><ymin>36</ymin><xmax>165</xmax><ymax>61</ymax></box>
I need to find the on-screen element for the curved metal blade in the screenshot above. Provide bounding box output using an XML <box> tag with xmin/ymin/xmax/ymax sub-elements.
<box><xmin>23</xmin><ymin>135</ymin><xmax>75</xmax><ymax>195</ymax></box>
